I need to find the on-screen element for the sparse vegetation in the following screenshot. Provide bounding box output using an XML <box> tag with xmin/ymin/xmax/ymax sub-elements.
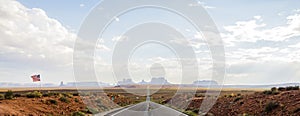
<box><xmin>48</xmin><ymin>92</ymin><xmax>60</xmax><ymax>97</ymax></box>
<box><xmin>62</xmin><ymin>93</ymin><xmax>73</xmax><ymax>98</ymax></box>
<box><xmin>271</xmin><ymin>87</ymin><xmax>277</xmax><ymax>91</ymax></box>
<box><xmin>263</xmin><ymin>90</ymin><xmax>279</xmax><ymax>95</ymax></box>
<box><xmin>43</xmin><ymin>93</ymin><xmax>49</xmax><ymax>97</ymax></box>
<box><xmin>85</xmin><ymin>106</ymin><xmax>99</xmax><ymax>114</ymax></box>
<box><xmin>5</xmin><ymin>90</ymin><xmax>14</xmax><ymax>99</ymax></box>
<box><xmin>72</xmin><ymin>93</ymin><xmax>79</xmax><ymax>96</ymax></box>
<box><xmin>14</xmin><ymin>93</ymin><xmax>22</xmax><ymax>97</ymax></box>
<box><xmin>265</xmin><ymin>101</ymin><xmax>279</xmax><ymax>113</ymax></box>
<box><xmin>0</xmin><ymin>94</ymin><xmax>4</xmax><ymax>100</ymax></box>
<box><xmin>278</xmin><ymin>87</ymin><xmax>286</xmax><ymax>91</ymax></box>
<box><xmin>183</xmin><ymin>110</ymin><xmax>198</xmax><ymax>116</ymax></box>
<box><xmin>48</xmin><ymin>99</ymin><xmax>58</xmax><ymax>105</ymax></box>
<box><xmin>59</xmin><ymin>96</ymin><xmax>70</xmax><ymax>103</ymax></box>
<box><xmin>26</xmin><ymin>91</ymin><xmax>42</xmax><ymax>98</ymax></box>
<box><xmin>234</xmin><ymin>96</ymin><xmax>243</xmax><ymax>102</ymax></box>
<box><xmin>72</xmin><ymin>111</ymin><xmax>85</xmax><ymax>116</ymax></box>
<box><xmin>74</xmin><ymin>98</ymin><xmax>79</xmax><ymax>102</ymax></box>
<box><xmin>277</xmin><ymin>86</ymin><xmax>299</xmax><ymax>91</ymax></box>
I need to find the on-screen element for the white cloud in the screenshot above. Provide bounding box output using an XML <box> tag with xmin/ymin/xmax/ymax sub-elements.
<box><xmin>188</xmin><ymin>1</ymin><xmax>216</xmax><ymax>9</ymax></box>
<box><xmin>223</xmin><ymin>13</ymin><xmax>300</xmax><ymax>44</ymax></box>
<box><xmin>0</xmin><ymin>0</ymin><xmax>76</xmax><ymax>82</ymax></box>
<box><xmin>112</xmin><ymin>36</ymin><xmax>128</xmax><ymax>42</ymax></box>
<box><xmin>79</xmin><ymin>4</ymin><xmax>85</xmax><ymax>8</ymax></box>
<box><xmin>253</xmin><ymin>15</ymin><xmax>262</xmax><ymax>20</ymax></box>
<box><xmin>0</xmin><ymin>0</ymin><xmax>76</xmax><ymax>66</ymax></box>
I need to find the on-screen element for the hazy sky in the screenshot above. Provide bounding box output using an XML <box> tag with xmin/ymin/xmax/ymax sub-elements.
<box><xmin>1</xmin><ymin>0</ymin><xmax>300</xmax><ymax>85</ymax></box>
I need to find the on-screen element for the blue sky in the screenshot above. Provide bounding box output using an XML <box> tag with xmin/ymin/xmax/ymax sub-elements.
<box><xmin>1</xmin><ymin>0</ymin><xmax>300</xmax><ymax>85</ymax></box>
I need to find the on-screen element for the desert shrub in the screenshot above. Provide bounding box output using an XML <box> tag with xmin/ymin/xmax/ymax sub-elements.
<box><xmin>59</xmin><ymin>96</ymin><xmax>70</xmax><ymax>103</ymax></box>
<box><xmin>43</xmin><ymin>93</ymin><xmax>49</xmax><ymax>97</ymax></box>
<box><xmin>293</xmin><ymin>86</ymin><xmax>299</xmax><ymax>90</ymax></box>
<box><xmin>183</xmin><ymin>110</ymin><xmax>198</xmax><ymax>116</ymax></box>
<box><xmin>286</xmin><ymin>86</ymin><xmax>294</xmax><ymax>91</ymax></box>
<box><xmin>271</xmin><ymin>87</ymin><xmax>277</xmax><ymax>91</ymax></box>
<box><xmin>80</xmin><ymin>92</ymin><xmax>90</xmax><ymax>96</ymax></box>
<box><xmin>265</xmin><ymin>101</ymin><xmax>279</xmax><ymax>112</ymax></box>
<box><xmin>237</xmin><ymin>93</ymin><xmax>242</xmax><ymax>96</ymax></box>
<box><xmin>72</xmin><ymin>93</ymin><xmax>79</xmax><ymax>96</ymax></box>
<box><xmin>48</xmin><ymin>99</ymin><xmax>57</xmax><ymax>105</ymax></box>
<box><xmin>74</xmin><ymin>98</ymin><xmax>79</xmax><ymax>102</ymax></box>
<box><xmin>192</xmin><ymin>109</ymin><xmax>199</xmax><ymax>114</ymax></box>
<box><xmin>5</xmin><ymin>90</ymin><xmax>14</xmax><ymax>99</ymax></box>
<box><xmin>85</xmin><ymin>107</ymin><xmax>99</xmax><ymax>114</ymax></box>
<box><xmin>72</xmin><ymin>111</ymin><xmax>85</xmax><ymax>116</ymax></box>
<box><xmin>0</xmin><ymin>94</ymin><xmax>4</xmax><ymax>100</ymax></box>
<box><xmin>14</xmin><ymin>93</ymin><xmax>22</xmax><ymax>97</ymax></box>
<box><xmin>278</xmin><ymin>87</ymin><xmax>285</xmax><ymax>91</ymax></box>
<box><xmin>26</xmin><ymin>91</ymin><xmax>42</xmax><ymax>98</ymax></box>
<box><xmin>62</xmin><ymin>93</ymin><xmax>73</xmax><ymax>98</ymax></box>
<box><xmin>234</xmin><ymin>96</ymin><xmax>243</xmax><ymax>102</ymax></box>
<box><xmin>195</xmin><ymin>93</ymin><xmax>204</xmax><ymax>97</ymax></box>
<box><xmin>263</xmin><ymin>90</ymin><xmax>279</xmax><ymax>95</ymax></box>
<box><xmin>263</xmin><ymin>90</ymin><xmax>272</xmax><ymax>95</ymax></box>
<box><xmin>48</xmin><ymin>92</ymin><xmax>60</xmax><ymax>97</ymax></box>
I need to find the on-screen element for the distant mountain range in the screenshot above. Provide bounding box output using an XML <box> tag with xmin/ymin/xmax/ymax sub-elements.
<box><xmin>0</xmin><ymin>78</ymin><xmax>299</xmax><ymax>89</ymax></box>
<box><xmin>117</xmin><ymin>77</ymin><xmax>170</xmax><ymax>85</ymax></box>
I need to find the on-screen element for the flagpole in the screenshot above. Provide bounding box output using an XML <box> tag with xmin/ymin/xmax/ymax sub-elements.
<box><xmin>40</xmin><ymin>76</ymin><xmax>42</xmax><ymax>92</ymax></box>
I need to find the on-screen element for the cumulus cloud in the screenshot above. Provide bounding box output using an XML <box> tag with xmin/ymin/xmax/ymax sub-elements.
<box><xmin>0</xmin><ymin>0</ymin><xmax>76</xmax><ymax>82</ymax></box>
<box><xmin>223</xmin><ymin>14</ymin><xmax>300</xmax><ymax>43</ymax></box>
<box><xmin>222</xmin><ymin>12</ymin><xmax>300</xmax><ymax>84</ymax></box>
<box><xmin>0</xmin><ymin>0</ymin><xmax>76</xmax><ymax>66</ymax></box>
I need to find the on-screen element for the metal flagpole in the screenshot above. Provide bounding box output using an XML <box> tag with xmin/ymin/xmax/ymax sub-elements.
<box><xmin>40</xmin><ymin>75</ymin><xmax>42</xmax><ymax>92</ymax></box>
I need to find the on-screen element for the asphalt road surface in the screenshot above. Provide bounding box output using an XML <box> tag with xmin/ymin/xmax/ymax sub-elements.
<box><xmin>100</xmin><ymin>101</ymin><xmax>188</xmax><ymax>116</ymax></box>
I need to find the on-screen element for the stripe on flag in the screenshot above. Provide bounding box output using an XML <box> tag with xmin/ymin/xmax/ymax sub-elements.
<box><xmin>31</xmin><ymin>75</ymin><xmax>41</xmax><ymax>82</ymax></box>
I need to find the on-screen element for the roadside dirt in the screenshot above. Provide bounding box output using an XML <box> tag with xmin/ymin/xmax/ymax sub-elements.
<box><xmin>0</xmin><ymin>96</ymin><xmax>85</xmax><ymax>115</ymax></box>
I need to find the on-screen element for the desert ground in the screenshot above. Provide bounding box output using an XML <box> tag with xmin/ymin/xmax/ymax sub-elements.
<box><xmin>0</xmin><ymin>86</ymin><xmax>299</xmax><ymax>116</ymax></box>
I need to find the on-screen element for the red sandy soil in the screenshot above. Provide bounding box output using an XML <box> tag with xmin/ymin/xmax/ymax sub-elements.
<box><xmin>1</xmin><ymin>89</ymin><xmax>300</xmax><ymax>116</ymax></box>
<box><xmin>0</xmin><ymin>96</ymin><xmax>85</xmax><ymax>115</ymax></box>
<box><xmin>187</xmin><ymin>90</ymin><xmax>300</xmax><ymax>115</ymax></box>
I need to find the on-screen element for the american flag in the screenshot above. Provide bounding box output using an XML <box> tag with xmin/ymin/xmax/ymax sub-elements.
<box><xmin>31</xmin><ymin>75</ymin><xmax>41</xmax><ymax>82</ymax></box>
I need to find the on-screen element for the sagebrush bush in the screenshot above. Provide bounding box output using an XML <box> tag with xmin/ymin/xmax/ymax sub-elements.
<box><xmin>72</xmin><ymin>111</ymin><xmax>85</xmax><ymax>116</ymax></box>
<box><xmin>14</xmin><ymin>93</ymin><xmax>22</xmax><ymax>97</ymax></box>
<box><xmin>48</xmin><ymin>99</ymin><xmax>58</xmax><ymax>105</ymax></box>
<box><xmin>74</xmin><ymin>98</ymin><xmax>79</xmax><ymax>102</ymax></box>
<box><xmin>26</xmin><ymin>91</ymin><xmax>42</xmax><ymax>98</ymax></box>
<box><xmin>48</xmin><ymin>92</ymin><xmax>60</xmax><ymax>97</ymax></box>
<box><xmin>278</xmin><ymin>87</ymin><xmax>285</xmax><ymax>91</ymax></box>
<box><xmin>265</xmin><ymin>101</ymin><xmax>279</xmax><ymax>112</ymax></box>
<box><xmin>72</xmin><ymin>93</ymin><xmax>79</xmax><ymax>96</ymax></box>
<box><xmin>5</xmin><ymin>90</ymin><xmax>14</xmax><ymax>99</ymax></box>
<box><xmin>0</xmin><ymin>94</ymin><xmax>4</xmax><ymax>100</ymax></box>
<box><xmin>62</xmin><ymin>93</ymin><xmax>73</xmax><ymax>98</ymax></box>
<box><xmin>183</xmin><ymin>110</ymin><xmax>198</xmax><ymax>116</ymax></box>
<box><xmin>271</xmin><ymin>87</ymin><xmax>277</xmax><ymax>91</ymax></box>
<box><xmin>234</xmin><ymin>96</ymin><xmax>243</xmax><ymax>102</ymax></box>
<box><xmin>59</xmin><ymin>96</ymin><xmax>70</xmax><ymax>103</ymax></box>
<box><xmin>263</xmin><ymin>90</ymin><xmax>279</xmax><ymax>95</ymax></box>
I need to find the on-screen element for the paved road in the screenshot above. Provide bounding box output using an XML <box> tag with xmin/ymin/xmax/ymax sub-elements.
<box><xmin>100</xmin><ymin>101</ymin><xmax>188</xmax><ymax>116</ymax></box>
<box><xmin>98</xmin><ymin>87</ymin><xmax>187</xmax><ymax>116</ymax></box>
